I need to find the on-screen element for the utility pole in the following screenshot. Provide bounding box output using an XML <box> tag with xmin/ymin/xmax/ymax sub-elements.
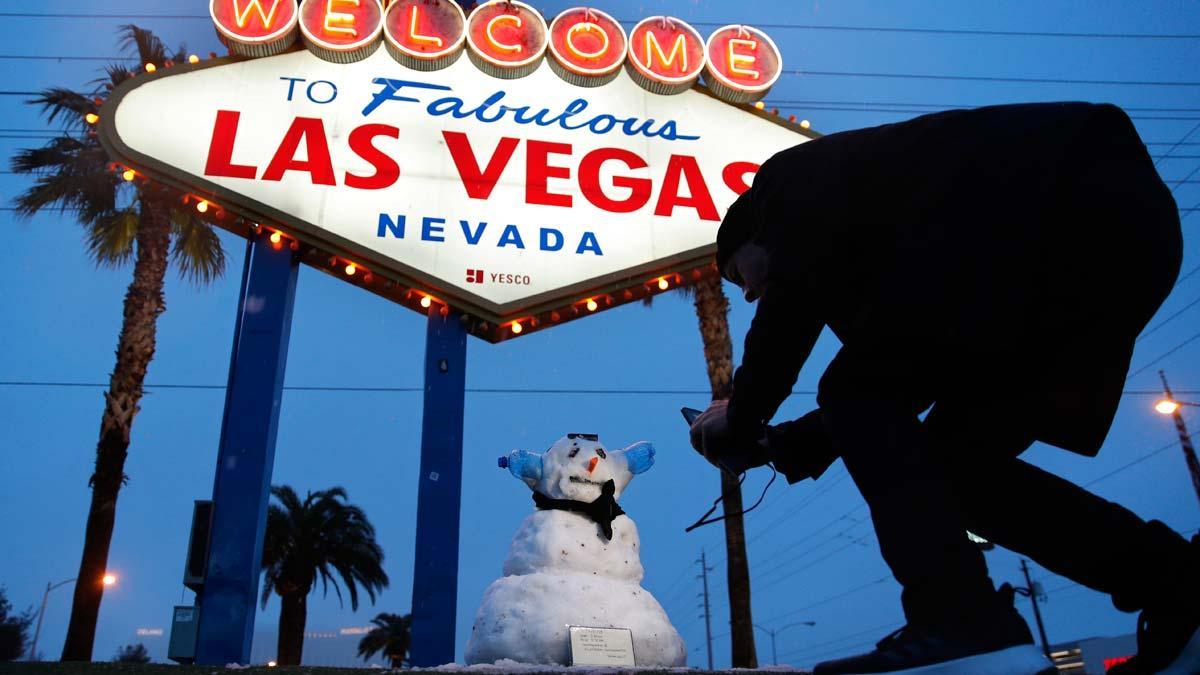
<box><xmin>1159</xmin><ymin>371</ymin><xmax>1200</xmax><ymax>509</ymax></box>
<box><xmin>28</xmin><ymin>578</ymin><xmax>77</xmax><ymax>661</ymax></box>
<box><xmin>754</xmin><ymin>621</ymin><xmax>816</xmax><ymax>665</ymax></box>
<box><xmin>1020</xmin><ymin>560</ymin><xmax>1051</xmax><ymax>660</ymax></box>
<box><xmin>698</xmin><ymin>550</ymin><xmax>714</xmax><ymax>671</ymax></box>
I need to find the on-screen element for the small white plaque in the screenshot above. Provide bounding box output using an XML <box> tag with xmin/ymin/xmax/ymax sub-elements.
<box><xmin>569</xmin><ymin>626</ymin><xmax>636</xmax><ymax>667</ymax></box>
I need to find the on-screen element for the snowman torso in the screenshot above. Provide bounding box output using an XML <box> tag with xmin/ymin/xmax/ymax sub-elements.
<box><xmin>464</xmin><ymin>437</ymin><xmax>686</xmax><ymax>668</ymax></box>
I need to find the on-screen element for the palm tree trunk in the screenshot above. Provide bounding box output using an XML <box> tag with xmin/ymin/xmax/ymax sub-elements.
<box><xmin>691</xmin><ymin>275</ymin><xmax>758</xmax><ymax>668</ymax></box>
<box><xmin>61</xmin><ymin>200</ymin><xmax>171</xmax><ymax>661</ymax></box>
<box><xmin>278</xmin><ymin>591</ymin><xmax>308</xmax><ymax>666</ymax></box>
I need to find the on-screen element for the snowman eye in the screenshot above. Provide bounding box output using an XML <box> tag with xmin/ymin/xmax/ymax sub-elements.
<box><xmin>596</xmin><ymin>448</ymin><xmax>607</xmax><ymax>459</ymax></box>
<box><xmin>568</xmin><ymin>448</ymin><xmax>580</xmax><ymax>458</ymax></box>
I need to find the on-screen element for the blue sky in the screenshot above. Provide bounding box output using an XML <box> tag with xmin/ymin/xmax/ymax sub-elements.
<box><xmin>1</xmin><ymin>0</ymin><xmax>1199</xmax><ymax>669</ymax></box>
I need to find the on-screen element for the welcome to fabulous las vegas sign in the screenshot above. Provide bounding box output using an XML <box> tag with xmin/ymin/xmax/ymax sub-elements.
<box><xmin>98</xmin><ymin>0</ymin><xmax>816</xmax><ymax>342</ymax></box>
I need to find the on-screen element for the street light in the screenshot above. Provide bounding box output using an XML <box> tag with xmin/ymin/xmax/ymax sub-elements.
<box><xmin>753</xmin><ymin>620</ymin><xmax>817</xmax><ymax>665</ymax></box>
<box><xmin>1155</xmin><ymin>371</ymin><xmax>1200</xmax><ymax>510</ymax></box>
<box><xmin>27</xmin><ymin>573</ymin><xmax>118</xmax><ymax>661</ymax></box>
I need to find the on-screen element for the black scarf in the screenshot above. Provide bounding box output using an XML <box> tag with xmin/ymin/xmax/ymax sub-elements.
<box><xmin>532</xmin><ymin>479</ymin><xmax>626</xmax><ymax>541</ymax></box>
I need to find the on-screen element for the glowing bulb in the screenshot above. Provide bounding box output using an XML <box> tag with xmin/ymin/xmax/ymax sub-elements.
<box><xmin>188</xmin><ymin>54</ymin><xmax>200</xmax><ymax>64</ymax></box>
<box><xmin>196</xmin><ymin>200</ymin><xmax>209</xmax><ymax>214</ymax></box>
<box><xmin>85</xmin><ymin>113</ymin><xmax>99</xmax><ymax>125</ymax></box>
<box><xmin>658</xmin><ymin>278</ymin><xmax>670</xmax><ymax>291</ymax></box>
<box><xmin>420</xmin><ymin>295</ymin><xmax>433</xmax><ymax>309</ymax></box>
<box><xmin>345</xmin><ymin>263</ymin><xmax>357</xmax><ymax>276</ymax></box>
<box><xmin>1155</xmin><ymin>399</ymin><xmax>1180</xmax><ymax>415</ymax></box>
<box><xmin>102</xmin><ymin>574</ymin><xmax>117</xmax><ymax>586</ymax></box>
<box><xmin>122</xmin><ymin>169</ymin><xmax>136</xmax><ymax>182</ymax></box>
<box><xmin>800</xmin><ymin>119</ymin><xmax>811</xmax><ymax>129</ymax></box>
<box><xmin>145</xmin><ymin>63</ymin><xmax>157</xmax><ymax>73</ymax></box>
<box><xmin>267</xmin><ymin>661</ymin><xmax>277</xmax><ymax>668</ymax></box>
<box><xmin>586</xmin><ymin>299</ymin><xmax>599</xmax><ymax>312</ymax></box>
<box><xmin>754</xmin><ymin>101</ymin><xmax>765</xmax><ymax>110</ymax></box>
<box><xmin>511</xmin><ymin>322</ymin><xmax>524</xmax><ymax>335</ymax></box>
<box><xmin>269</xmin><ymin>231</ymin><xmax>283</xmax><ymax>245</ymax></box>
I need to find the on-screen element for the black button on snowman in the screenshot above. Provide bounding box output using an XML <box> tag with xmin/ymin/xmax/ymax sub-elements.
<box><xmin>464</xmin><ymin>434</ymin><xmax>687</xmax><ymax>667</ymax></box>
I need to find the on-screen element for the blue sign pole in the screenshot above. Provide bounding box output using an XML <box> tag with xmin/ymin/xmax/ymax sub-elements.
<box><xmin>409</xmin><ymin>308</ymin><xmax>468</xmax><ymax>667</ymax></box>
<box><xmin>195</xmin><ymin>233</ymin><xmax>299</xmax><ymax>665</ymax></box>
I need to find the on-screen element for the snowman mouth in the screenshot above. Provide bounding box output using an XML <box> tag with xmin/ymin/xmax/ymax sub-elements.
<box><xmin>569</xmin><ymin>476</ymin><xmax>604</xmax><ymax>487</ymax></box>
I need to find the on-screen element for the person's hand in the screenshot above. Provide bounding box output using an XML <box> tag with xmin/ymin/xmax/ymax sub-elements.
<box><xmin>690</xmin><ymin>400</ymin><xmax>771</xmax><ymax>474</ymax></box>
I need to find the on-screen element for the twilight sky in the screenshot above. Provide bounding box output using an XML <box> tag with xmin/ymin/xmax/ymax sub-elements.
<box><xmin>1</xmin><ymin>0</ymin><xmax>1198</xmax><ymax>669</ymax></box>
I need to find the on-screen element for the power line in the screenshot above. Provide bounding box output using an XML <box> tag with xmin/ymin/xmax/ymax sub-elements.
<box><xmin>1138</xmin><ymin>294</ymin><xmax>1200</xmax><ymax>343</ymax></box>
<box><xmin>5</xmin><ymin>12</ymin><xmax>1200</xmax><ymax>39</ymax></box>
<box><xmin>775</xmin><ymin>620</ymin><xmax>904</xmax><ymax>662</ymax></box>
<box><xmin>1155</xmin><ymin>122</ymin><xmax>1200</xmax><ymax>167</ymax></box>
<box><xmin>1127</xmin><ymin>329</ymin><xmax>1200</xmax><ymax>379</ymax></box>
<box><xmin>785</xmin><ymin>69</ymin><xmax>1200</xmax><ymax>87</ymax></box>
<box><xmin>760</xmin><ymin>576</ymin><xmax>892</xmax><ymax>626</ymax></box>
<box><xmin>1083</xmin><ymin>435</ymin><xmax>1193</xmax><ymax>489</ymax></box>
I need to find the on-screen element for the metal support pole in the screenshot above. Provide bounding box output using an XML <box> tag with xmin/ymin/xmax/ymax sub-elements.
<box><xmin>699</xmin><ymin>550</ymin><xmax>714</xmax><ymax>671</ymax></box>
<box><xmin>195</xmin><ymin>235</ymin><xmax>298</xmax><ymax>665</ymax></box>
<box><xmin>409</xmin><ymin>308</ymin><xmax>468</xmax><ymax>667</ymax></box>
<box><xmin>1160</xmin><ymin>371</ymin><xmax>1200</xmax><ymax>509</ymax></box>
<box><xmin>770</xmin><ymin>630</ymin><xmax>777</xmax><ymax>666</ymax></box>
<box><xmin>1020</xmin><ymin>559</ymin><xmax>1051</xmax><ymax>660</ymax></box>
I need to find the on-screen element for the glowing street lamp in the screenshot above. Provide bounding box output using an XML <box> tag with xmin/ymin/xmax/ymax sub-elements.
<box><xmin>103</xmin><ymin>574</ymin><xmax>118</xmax><ymax>586</ymax></box>
<box><xmin>754</xmin><ymin>620</ymin><xmax>816</xmax><ymax>665</ymax></box>
<box><xmin>28</xmin><ymin>573</ymin><xmax>118</xmax><ymax>661</ymax></box>
<box><xmin>1155</xmin><ymin>371</ymin><xmax>1200</xmax><ymax>510</ymax></box>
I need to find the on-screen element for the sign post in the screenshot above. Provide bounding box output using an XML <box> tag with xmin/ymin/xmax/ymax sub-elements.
<box><xmin>410</xmin><ymin>309</ymin><xmax>469</xmax><ymax>667</ymax></box>
<box><xmin>195</xmin><ymin>233</ymin><xmax>299</xmax><ymax>666</ymax></box>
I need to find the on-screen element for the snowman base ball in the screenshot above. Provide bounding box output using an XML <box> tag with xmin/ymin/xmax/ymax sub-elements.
<box><xmin>464</xmin><ymin>435</ymin><xmax>686</xmax><ymax>667</ymax></box>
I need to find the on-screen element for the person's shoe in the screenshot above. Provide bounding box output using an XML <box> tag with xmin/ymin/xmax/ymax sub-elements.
<box><xmin>812</xmin><ymin>612</ymin><xmax>1053</xmax><ymax>675</ymax></box>
<box><xmin>1108</xmin><ymin>536</ymin><xmax>1200</xmax><ymax>675</ymax></box>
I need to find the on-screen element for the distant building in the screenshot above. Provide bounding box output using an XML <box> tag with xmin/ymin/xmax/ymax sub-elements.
<box><xmin>251</xmin><ymin>626</ymin><xmax>386</xmax><ymax>668</ymax></box>
<box><xmin>1049</xmin><ymin>634</ymin><xmax>1137</xmax><ymax>674</ymax></box>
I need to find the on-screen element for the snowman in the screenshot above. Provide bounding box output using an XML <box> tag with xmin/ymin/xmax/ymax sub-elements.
<box><xmin>464</xmin><ymin>433</ymin><xmax>687</xmax><ymax>667</ymax></box>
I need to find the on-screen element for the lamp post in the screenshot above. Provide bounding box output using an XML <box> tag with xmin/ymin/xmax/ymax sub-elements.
<box><xmin>1154</xmin><ymin>371</ymin><xmax>1200</xmax><ymax>510</ymax></box>
<box><xmin>753</xmin><ymin>620</ymin><xmax>816</xmax><ymax>665</ymax></box>
<box><xmin>27</xmin><ymin>574</ymin><xmax>116</xmax><ymax>661</ymax></box>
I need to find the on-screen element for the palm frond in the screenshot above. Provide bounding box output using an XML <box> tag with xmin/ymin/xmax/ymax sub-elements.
<box><xmin>85</xmin><ymin>208</ymin><xmax>140</xmax><ymax>267</ymax></box>
<box><xmin>169</xmin><ymin>210</ymin><xmax>226</xmax><ymax>284</ymax></box>
<box><xmin>118</xmin><ymin>25</ymin><xmax>170</xmax><ymax>66</ymax></box>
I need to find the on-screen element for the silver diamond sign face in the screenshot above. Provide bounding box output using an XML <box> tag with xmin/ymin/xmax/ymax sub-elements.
<box><xmin>101</xmin><ymin>47</ymin><xmax>813</xmax><ymax>341</ymax></box>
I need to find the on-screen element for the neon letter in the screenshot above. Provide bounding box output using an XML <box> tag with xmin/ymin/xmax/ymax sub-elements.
<box><xmin>567</xmin><ymin>22</ymin><xmax>609</xmax><ymax>59</ymax></box>
<box><xmin>408</xmin><ymin>5</ymin><xmax>444</xmax><ymax>48</ymax></box>
<box><xmin>728</xmin><ymin>38</ymin><xmax>760</xmax><ymax>79</ymax></box>
<box><xmin>324</xmin><ymin>0</ymin><xmax>360</xmax><ymax>37</ymax></box>
<box><xmin>486</xmin><ymin>14</ymin><xmax>523</xmax><ymax>54</ymax></box>
<box><xmin>645</xmin><ymin>31</ymin><xmax>687</xmax><ymax>73</ymax></box>
<box><xmin>232</xmin><ymin>0</ymin><xmax>284</xmax><ymax>29</ymax></box>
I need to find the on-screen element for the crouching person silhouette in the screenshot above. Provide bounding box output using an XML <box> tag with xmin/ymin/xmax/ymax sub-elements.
<box><xmin>689</xmin><ymin>102</ymin><xmax>1197</xmax><ymax>675</ymax></box>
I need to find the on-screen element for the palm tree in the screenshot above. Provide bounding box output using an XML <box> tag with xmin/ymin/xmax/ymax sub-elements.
<box><xmin>261</xmin><ymin>486</ymin><xmax>389</xmax><ymax>666</ymax></box>
<box><xmin>688</xmin><ymin>275</ymin><xmax>759</xmax><ymax>668</ymax></box>
<box><xmin>10</xmin><ymin>25</ymin><xmax>226</xmax><ymax>662</ymax></box>
<box><xmin>357</xmin><ymin>612</ymin><xmax>412</xmax><ymax>668</ymax></box>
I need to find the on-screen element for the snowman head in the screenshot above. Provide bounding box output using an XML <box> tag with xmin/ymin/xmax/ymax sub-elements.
<box><xmin>501</xmin><ymin>434</ymin><xmax>655</xmax><ymax>502</ymax></box>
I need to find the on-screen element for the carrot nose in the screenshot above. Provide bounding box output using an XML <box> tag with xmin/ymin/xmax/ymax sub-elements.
<box><xmin>587</xmin><ymin>456</ymin><xmax>600</xmax><ymax>474</ymax></box>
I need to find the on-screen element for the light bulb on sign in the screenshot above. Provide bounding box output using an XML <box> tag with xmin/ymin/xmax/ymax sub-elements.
<box><xmin>144</xmin><ymin>63</ymin><xmax>157</xmax><ymax>73</ymax></box>
<box><xmin>209</xmin><ymin>0</ymin><xmax>301</xmax><ymax>58</ymax></box>
<box><xmin>298</xmin><ymin>0</ymin><xmax>386</xmax><ymax>63</ymax></box>
<box><xmin>188</xmin><ymin>54</ymin><xmax>200</xmax><ymax>64</ymax></box>
<box><xmin>800</xmin><ymin>119</ymin><xmax>811</xmax><ymax>129</ymax></box>
<box><xmin>511</xmin><ymin>321</ymin><xmax>523</xmax><ymax>335</ymax></box>
<box><xmin>420</xmin><ymin>295</ymin><xmax>433</xmax><ymax>308</ymax></box>
<box><xmin>269</xmin><ymin>231</ymin><xmax>283</xmax><ymax>245</ymax></box>
<box><xmin>586</xmin><ymin>299</ymin><xmax>599</xmax><ymax>312</ymax></box>
<box><xmin>196</xmin><ymin>200</ymin><xmax>210</xmax><ymax>213</ymax></box>
<box><xmin>658</xmin><ymin>278</ymin><xmax>670</xmax><ymax>291</ymax></box>
<box><xmin>85</xmin><ymin>113</ymin><xmax>99</xmax><ymax>125</ymax></box>
<box><xmin>345</xmin><ymin>263</ymin><xmax>357</xmax><ymax>276</ymax></box>
<box><xmin>122</xmin><ymin>169</ymin><xmax>136</xmax><ymax>182</ymax></box>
